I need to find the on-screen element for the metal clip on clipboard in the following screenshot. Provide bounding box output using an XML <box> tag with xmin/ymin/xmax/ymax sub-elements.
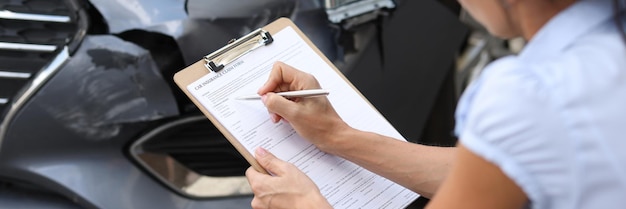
<box><xmin>203</xmin><ymin>29</ymin><xmax>274</xmax><ymax>72</ymax></box>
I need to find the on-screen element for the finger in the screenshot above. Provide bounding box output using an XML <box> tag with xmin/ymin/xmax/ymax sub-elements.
<box><xmin>261</xmin><ymin>93</ymin><xmax>299</xmax><ymax>123</ymax></box>
<box><xmin>258</xmin><ymin>62</ymin><xmax>291</xmax><ymax>94</ymax></box>
<box><xmin>250</xmin><ymin>197</ymin><xmax>266</xmax><ymax>209</ymax></box>
<box><xmin>255</xmin><ymin>147</ymin><xmax>288</xmax><ymax>176</ymax></box>
<box><xmin>266</xmin><ymin>110</ymin><xmax>281</xmax><ymax>123</ymax></box>
<box><xmin>246</xmin><ymin>166</ymin><xmax>274</xmax><ymax>197</ymax></box>
<box><xmin>245</xmin><ymin>166</ymin><xmax>263</xmax><ymax>182</ymax></box>
<box><xmin>270</xmin><ymin>112</ymin><xmax>281</xmax><ymax>123</ymax></box>
<box><xmin>246</xmin><ymin>167</ymin><xmax>266</xmax><ymax>188</ymax></box>
<box><xmin>262</xmin><ymin>95</ymin><xmax>284</xmax><ymax>123</ymax></box>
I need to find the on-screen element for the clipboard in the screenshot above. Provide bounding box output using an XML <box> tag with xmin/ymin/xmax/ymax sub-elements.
<box><xmin>173</xmin><ymin>17</ymin><xmax>367</xmax><ymax>173</ymax></box>
<box><xmin>173</xmin><ymin>17</ymin><xmax>419</xmax><ymax>208</ymax></box>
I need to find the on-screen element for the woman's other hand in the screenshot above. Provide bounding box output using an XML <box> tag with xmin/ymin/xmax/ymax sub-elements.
<box><xmin>245</xmin><ymin>147</ymin><xmax>332</xmax><ymax>209</ymax></box>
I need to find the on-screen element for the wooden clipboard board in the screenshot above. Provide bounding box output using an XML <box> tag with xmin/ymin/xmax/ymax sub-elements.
<box><xmin>173</xmin><ymin>17</ymin><xmax>371</xmax><ymax>174</ymax></box>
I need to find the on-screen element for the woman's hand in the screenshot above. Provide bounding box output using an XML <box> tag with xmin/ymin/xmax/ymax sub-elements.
<box><xmin>258</xmin><ymin>62</ymin><xmax>351</xmax><ymax>153</ymax></box>
<box><xmin>245</xmin><ymin>148</ymin><xmax>332</xmax><ymax>209</ymax></box>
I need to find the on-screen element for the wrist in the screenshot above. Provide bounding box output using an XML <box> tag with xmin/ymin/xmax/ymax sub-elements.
<box><xmin>319</xmin><ymin>122</ymin><xmax>358</xmax><ymax>156</ymax></box>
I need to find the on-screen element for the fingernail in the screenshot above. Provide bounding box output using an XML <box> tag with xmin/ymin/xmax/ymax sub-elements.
<box><xmin>261</xmin><ymin>95</ymin><xmax>268</xmax><ymax>103</ymax></box>
<box><xmin>256</xmin><ymin>147</ymin><xmax>268</xmax><ymax>157</ymax></box>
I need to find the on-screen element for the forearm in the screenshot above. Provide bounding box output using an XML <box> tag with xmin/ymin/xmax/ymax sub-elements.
<box><xmin>326</xmin><ymin>128</ymin><xmax>456</xmax><ymax>198</ymax></box>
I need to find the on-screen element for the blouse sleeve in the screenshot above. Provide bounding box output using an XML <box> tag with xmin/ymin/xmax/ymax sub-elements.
<box><xmin>455</xmin><ymin>58</ymin><xmax>571</xmax><ymax>208</ymax></box>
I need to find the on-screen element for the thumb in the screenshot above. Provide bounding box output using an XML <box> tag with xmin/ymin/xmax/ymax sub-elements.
<box><xmin>255</xmin><ymin>147</ymin><xmax>286</xmax><ymax>176</ymax></box>
<box><xmin>262</xmin><ymin>93</ymin><xmax>298</xmax><ymax>122</ymax></box>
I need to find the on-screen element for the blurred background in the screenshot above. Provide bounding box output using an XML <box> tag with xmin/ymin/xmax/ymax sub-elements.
<box><xmin>0</xmin><ymin>0</ymin><xmax>518</xmax><ymax>208</ymax></box>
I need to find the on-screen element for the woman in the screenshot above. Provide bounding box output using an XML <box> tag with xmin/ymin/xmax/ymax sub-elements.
<box><xmin>246</xmin><ymin>0</ymin><xmax>626</xmax><ymax>208</ymax></box>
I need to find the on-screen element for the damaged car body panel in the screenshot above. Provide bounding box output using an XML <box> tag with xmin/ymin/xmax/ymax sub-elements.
<box><xmin>0</xmin><ymin>35</ymin><xmax>252</xmax><ymax>208</ymax></box>
<box><xmin>39</xmin><ymin>36</ymin><xmax>178</xmax><ymax>139</ymax></box>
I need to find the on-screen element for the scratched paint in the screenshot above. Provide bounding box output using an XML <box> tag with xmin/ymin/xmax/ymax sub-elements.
<box><xmin>37</xmin><ymin>35</ymin><xmax>179</xmax><ymax>140</ymax></box>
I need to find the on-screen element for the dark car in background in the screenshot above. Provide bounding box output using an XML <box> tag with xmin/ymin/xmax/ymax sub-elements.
<box><xmin>0</xmin><ymin>0</ymin><xmax>469</xmax><ymax>208</ymax></box>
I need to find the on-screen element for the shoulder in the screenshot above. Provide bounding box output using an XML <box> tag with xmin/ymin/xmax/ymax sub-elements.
<box><xmin>557</xmin><ymin>19</ymin><xmax>626</xmax><ymax>86</ymax></box>
<box><xmin>456</xmin><ymin>56</ymin><xmax>555</xmax><ymax>137</ymax></box>
<box><xmin>455</xmin><ymin>56</ymin><xmax>571</xmax><ymax>207</ymax></box>
<box><xmin>458</xmin><ymin>56</ymin><xmax>560</xmax><ymax>144</ymax></box>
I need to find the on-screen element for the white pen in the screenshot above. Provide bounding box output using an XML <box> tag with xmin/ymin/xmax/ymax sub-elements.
<box><xmin>235</xmin><ymin>89</ymin><xmax>330</xmax><ymax>100</ymax></box>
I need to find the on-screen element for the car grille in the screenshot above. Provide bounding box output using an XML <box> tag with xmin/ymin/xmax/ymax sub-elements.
<box><xmin>0</xmin><ymin>0</ymin><xmax>81</xmax><ymax>121</ymax></box>
<box><xmin>140</xmin><ymin>116</ymin><xmax>250</xmax><ymax>177</ymax></box>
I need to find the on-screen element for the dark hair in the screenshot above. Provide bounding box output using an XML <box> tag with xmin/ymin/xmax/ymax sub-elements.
<box><xmin>614</xmin><ymin>0</ymin><xmax>626</xmax><ymax>43</ymax></box>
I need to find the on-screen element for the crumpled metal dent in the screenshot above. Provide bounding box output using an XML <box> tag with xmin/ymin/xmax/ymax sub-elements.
<box><xmin>38</xmin><ymin>35</ymin><xmax>179</xmax><ymax>140</ymax></box>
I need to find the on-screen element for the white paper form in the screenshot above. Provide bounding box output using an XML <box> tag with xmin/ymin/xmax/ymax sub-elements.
<box><xmin>187</xmin><ymin>26</ymin><xmax>419</xmax><ymax>208</ymax></box>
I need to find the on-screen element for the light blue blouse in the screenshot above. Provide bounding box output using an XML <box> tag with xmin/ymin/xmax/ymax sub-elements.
<box><xmin>454</xmin><ymin>0</ymin><xmax>626</xmax><ymax>208</ymax></box>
